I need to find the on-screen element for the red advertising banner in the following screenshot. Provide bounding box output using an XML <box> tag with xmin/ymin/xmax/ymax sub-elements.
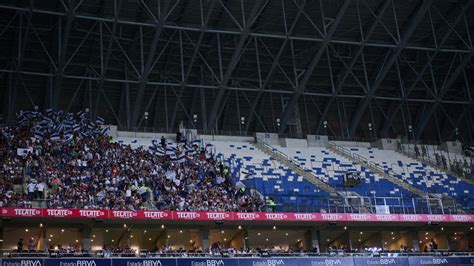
<box><xmin>1</xmin><ymin>208</ymin><xmax>474</xmax><ymax>224</ymax></box>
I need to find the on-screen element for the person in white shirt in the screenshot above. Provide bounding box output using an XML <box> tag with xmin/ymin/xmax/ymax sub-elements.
<box><xmin>35</xmin><ymin>181</ymin><xmax>45</xmax><ymax>199</ymax></box>
<box><xmin>27</xmin><ymin>181</ymin><xmax>36</xmax><ymax>200</ymax></box>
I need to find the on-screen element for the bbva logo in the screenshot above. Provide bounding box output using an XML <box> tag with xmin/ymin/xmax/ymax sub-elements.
<box><xmin>126</xmin><ymin>261</ymin><xmax>163</xmax><ymax>266</ymax></box>
<box><xmin>59</xmin><ymin>260</ymin><xmax>97</xmax><ymax>266</ymax></box>
<box><xmin>3</xmin><ymin>260</ymin><xmax>42</xmax><ymax>266</ymax></box>
<box><xmin>190</xmin><ymin>260</ymin><xmax>225</xmax><ymax>266</ymax></box>
<box><xmin>419</xmin><ymin>258</ymin><xmax>449</xmax><ymax>265</ymax></box>
<box><xmin>366</xmin><ymin>259</ymin><xmax>397</xmax><ymax>265</ymax></box>
<box><xmin>252</xmin><ymin>260</ymin><xmax>285</xmax><ymax>266</ymax></box>
<box><xmin>309</xmin><ymin>259</ymin><xmax>342</xmax><ymax>266</ymax></box>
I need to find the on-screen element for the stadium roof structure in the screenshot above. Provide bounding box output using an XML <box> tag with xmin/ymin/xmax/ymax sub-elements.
<box><xmin>0</xmin><ymin>0</ymin><xmax>473</xmax><ymax>143</ymax></box>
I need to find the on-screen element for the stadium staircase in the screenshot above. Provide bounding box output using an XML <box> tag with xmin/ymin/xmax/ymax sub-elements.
<box><xmin>326</xmin><ymin>142</ymin><xmax>428</xmax><ymax>198</ymax></box>
<box><xmin>254</xmin><ymin>139</ymin><xmax>339</xmax><ymax>197</ymax></box>
<box><xmin>395</xmin><ymin>148</ymin><xmax>474</xmax><ymax>186</ymax></box>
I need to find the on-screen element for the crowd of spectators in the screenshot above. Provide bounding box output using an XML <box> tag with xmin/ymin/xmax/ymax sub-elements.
<box><xmin>0</xmin><ymin>110</ymin><xmax>264</xmax><ymax>212</ymax></box>
<box><xmin>396</xmin><ymin>141</ymin><xmax>473</xmax><ymax>179</ymax></box>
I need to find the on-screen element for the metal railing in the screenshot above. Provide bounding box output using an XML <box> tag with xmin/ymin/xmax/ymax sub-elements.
<box><xmin>3</xmin><ymin>250</ymin><xmax>474</xmax><ymax>258</ymax></box>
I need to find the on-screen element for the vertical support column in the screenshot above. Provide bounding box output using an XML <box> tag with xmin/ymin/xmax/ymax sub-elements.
<box><xmin>294</xmin><ymin>104</ymin><xmax>303</xmax><ymax>138</ymax></box>
<box><xmin>306</xmin><ymin>228</ymin><xmax>320</xmax><ymax>253</ymax></box>
<box><xmin>201</xmin><ymin>229</ymin><xmax>209</xmax><ymax>252</ymax></box>
<box><xmin>410</xmin><ymin>230</ymin><xmax>420</xmax><ymax>251</ymax></box>
<box><xmin>241</xmin><ymin>229</ymin><xmax>250</xmax><ymax>250</ymax></box>
<box><xmin>0</xmin><ymin>220</ymin><xmax>4</xmax><ymax>250</ymax></box>
<box><xmin>81</xmin><ymin>224</ymin><xmax>92</xmax><ymax>252</ymax></box>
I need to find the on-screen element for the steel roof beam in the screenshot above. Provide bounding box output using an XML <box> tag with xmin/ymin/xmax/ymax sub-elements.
<box><xmin>130</xmin><ymin>0</ymin><xmax>173</xmax><ymax>128</ymax></box>
<box><xmin>346</xmin><ymin>0</ymin><xmax>433</xmax><ymax>138</ymax></box>
<box><xmin>278</xmin><ymin>0</ymin><xmax>351</xmax><ymax>134</ymax></box>
<box><xmin>244</xmin><ymin>0</ymin><xmax>308</xmax><ymax>133</ymax></box>
<box><xmin>207</xmin><ymin>0</ymin><xmax>267</xmax><ymax>130</ymax></box>
<box><xmin>415</xmin><ymin>51</ymin><xmax>474</xmax><ymax>139</ymax></box>
<box><xmin>379</xmin><ymin>1</ymin><xmax>474</xmax><ymax>137</ymax></box>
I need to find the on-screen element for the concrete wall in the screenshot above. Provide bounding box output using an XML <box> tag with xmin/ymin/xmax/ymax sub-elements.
<box><xmin>108</xmin><ymin>125</ymin><xmax>118</xmax><ymax>138</ymax></box>
<box><xmin>201</xmin><ymin>134</ymin><xmax>254</xmax><ymax>142</ymax></box>
<box><xmin>333</xmin><ymin>141</ymin><xmax>371</xmax><ymax>148</ymax></box>
<box><xmin>439</xmin><ymin>141</ymin><xmax>463</xmax><ymax>155</ymax></box>
<box><xmin>255</xmin><ymin>132</ymin><xmax>279</xmax><ymax>145</ymax></box>
<box><xmin>372</xmin><ymin>138</ymin><xmax>397</xmax><ymax>150</ymax></box>
<box><xmin>117</xmin><ymin>131</ymin><xmax>175</xmax><ymax>140</ymax></box>
<box><xmin>279</xmin><ymin>138</ymin><xmax>307</xmax><ymax>148</ymax></box>
<box><xmin>307</xmin><ymin>135</ymin><xmax>329</xmax><ymax>147</ymax></box>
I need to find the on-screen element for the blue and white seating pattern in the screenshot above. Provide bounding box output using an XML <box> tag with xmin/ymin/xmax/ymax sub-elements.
<box><xmin>350</xmin><ymin>147</ymin><xmax>474</xmax><ymax>208</ymax></box>
<box><xmin>274</xmin><ymin>146</ymin><xmax>413</xmax><ymax>198</ymax></box>
<box><xmin>209</xmin><ymin>142</ymin><xmax>329</xmax><ymax>208</ymax></box>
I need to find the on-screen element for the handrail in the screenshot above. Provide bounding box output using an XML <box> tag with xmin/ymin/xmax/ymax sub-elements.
<box><xmin>327</xmin><ymin>142</ymin><xmax>429</xmax><ymax>198</ymax></box>
<box><xmin>256</xmin><ymin>139</ymin><xmax>319</xmax><ymax>175</ymax></box>
<box><xmin>3</xmin><ymin>250</ymin><xmax>474</xmax><ymax>258</ymax></box>
<box><xmin>398</xmin><ymin>147</ymin><xmax>474</xmax><ymax>185</ymax></box>
<box><xmin>255</xmin><ymin>139</ymin><xmax>337</xmax><ymax>194</ymax></box>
